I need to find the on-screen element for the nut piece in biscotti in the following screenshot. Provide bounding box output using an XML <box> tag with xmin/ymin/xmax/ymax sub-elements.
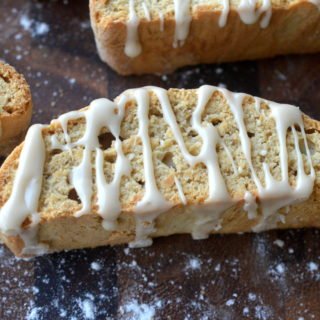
<box><xmin>90</xmin><ymin>0</ymin><xmax>320</xmax><ymax>75</ymax></box>
<box><xmin>0</xmin><ymin>86</ymin><xmax>320</xmax><ymax>258</ymax></box>
<box><xmin>0</xmin><ymin>62</ymin><xmax>32</xmax><ymax>157</ymax></box>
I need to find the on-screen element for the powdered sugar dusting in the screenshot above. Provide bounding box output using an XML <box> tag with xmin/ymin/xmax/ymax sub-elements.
<box><xmin>78</xmin><ymin>298</ymin><xmax>96</xmax><ymax>320</ymax></box>
<box><xmin>308</xmin><ymin>262</ymin><xmax>318</xmax><ymax>272</ymax></box>
<box><xmin>185</xmin><ymin>257</ymin><xmax>202</xmax><ymax>271</ymax></box>
<box><xmin>20</xmin><ymin>14</ymin><xmax>50</xmax><ymax>37</ymax></box>
<box><xmin>120</xmin><ymin>300</ymin><xmax>158</xmax><ymax>320</ymax></box>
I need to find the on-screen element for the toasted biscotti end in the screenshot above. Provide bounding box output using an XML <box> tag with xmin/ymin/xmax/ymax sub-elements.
<box><xmin>1</xmin><ymin>86</ymin><xmax>320</xmax><ymax>257</ymax></box>
<box><xmin>90</xmin><ymin>0</ymin><xmax>320</xmax><ymax>75</ymax></box>
<box><xmin>0</xmin><ymin>62</ymin><xmax>32</xmax><ymax>157</ymax></box>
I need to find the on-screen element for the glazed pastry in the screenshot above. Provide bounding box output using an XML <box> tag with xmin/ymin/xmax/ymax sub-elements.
<box><xmin>0</xmin><ymin>62</ymin><xmax>32</xmax><ymax>156</ymax></box>
<box><xmin>90</xmin><ymin>0</ymin><xmax>320</xmax><ymax>75</ymax></box>
<box><xmin>0</xmin><ymin>86</ymin><xmax>319</xmax><ymax>257</ymax></box>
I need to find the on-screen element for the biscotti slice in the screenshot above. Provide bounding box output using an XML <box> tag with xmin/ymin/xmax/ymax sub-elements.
<box><xmin>90</xmin><ymin>0</ymin><xmax>320</xmax><ymax>75</ymax></box>
<box><xmin>0</xmin><ymin>85</ymin><xmax>320</xmax><ymax>257</ymax></box>
<box><xmin>0</xmin><ymin>62</ymin><xmax>32</xmax><ymax>157</ymax></box>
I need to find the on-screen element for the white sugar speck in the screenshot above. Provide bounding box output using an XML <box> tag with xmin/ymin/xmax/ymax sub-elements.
<box><xmin>161</xmin><ymin>75</ymin><xmax>168</xmax><ymax>81</ymax></box>
<box><xmin>215</xmin><ymin>67</ymin><xmax>223</xmax><ymax>75</ymax></box>
<box><xmin>20</xmin><ymin>14</ymin><xmax>32</xmax><ymax>30</ymax></box>
<box><xmin>276</xmin><ymin>263</ymin><xmax>285</xmax><ymax>274</ymax></box>
<box><xmin>78</xmin><ymin>299</ymin><xmax>95</xmax><ymax>320</ymax></box>
<box><xmin>214</xmin><ymin>263</ymin><xmax>221</xmax><ymax>272</ymax></box>
<box><xmin>307</xmin><ymin>262</ymin><xmax>318</xmax><ymax>272</ymax></box>
<box><xmin>226</xmin><ymin>299</ymin><xmax>235</xmax><ymax>306</ymax></box>
<box><xmin>273</xmin><ymin>239</ymin><xmax>284</xmax><ymax>248</ymax></box>
<box><xmin>243</xmin><ymin>307</ymin><xmax>249</xmax><ymax>316</ymax></box>
<box><xmin>248</xmin><ymin>293</ymin><xmax>256</xmax><ymax>301</ymax></box>
<box><xmin>26</xmin><ymin>307</ymin><xmax>41</xmax><ymax>320</ymax></box>
<box><xmin>275</xmin><ymin>70</ymin><xmax>287</xmax><ymax>81</ymax></box>
<box><xmin>254</xmin><ymin>305</ymin><xmax>273</xmax><ymax>320</ymax></box>
<box><xmin>35</xmin><ymin>22</ymin><xmax>49</xmax><ymax>35</ymax></box>
<box><xmin>121</xmin><ymin>300</ymin><xmax>156</xmax><ymax>320</ymax></box>
<box><xmin>186</xmin><ymin>257</ymin><xmax>201</xmax><ymax>270</ymax></box>
<box><xmin>90</xmin><ymin>261</ymin><xmax>102</xmax><ymax>271</ymax></box>
<box><xmin>20</xmin><ymin>14</ymin><xmax>49</xmax><ymax>37</ymax></box>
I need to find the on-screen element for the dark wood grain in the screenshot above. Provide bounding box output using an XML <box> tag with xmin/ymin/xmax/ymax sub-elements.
<box><xmin>1</xmin><ymin>1</ymin><xmax>320</xmax><ymax>319</ymax></box>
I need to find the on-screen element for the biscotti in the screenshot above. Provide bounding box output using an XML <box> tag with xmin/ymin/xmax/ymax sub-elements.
<box><xmin>0</xmin><ymin>85</ymin><xmax>320</xmax><ymax>257</ymax></box>
<box><xmin>90</xmin><ymin>0</ymin><xmax>320</xmax><ymax>75</ymax></box>
<box><xmin>0</xmin><ymin>62</ymin><xmax>32</xmax><ymax>157</ymax></box>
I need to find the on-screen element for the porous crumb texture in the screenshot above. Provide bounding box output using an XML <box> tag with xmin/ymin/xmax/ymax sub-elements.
<box><xmin>1</xmin><ymin>88</ymin><xmax>320</xmax><ymax>255</ymax></box>
<box><xmin>0</xmin><ymin>62</ymin><xmax>32</xmax><ymax>156</ymax></box>
<box><xmin>0</xmin><ymin>62</ymin><xmax>30</xmax><ymax>115</ymax></box>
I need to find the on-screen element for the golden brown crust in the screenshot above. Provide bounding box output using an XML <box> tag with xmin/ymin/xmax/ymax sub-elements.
<box><xmin>0</xmin><ymin>62</ymin><xmax>32</xmax><ymax>156</ymax></box>
<box><xmin>90</xmin><ymin>0</ymin><xmax>320</xmax><ymax>75</ymax></box>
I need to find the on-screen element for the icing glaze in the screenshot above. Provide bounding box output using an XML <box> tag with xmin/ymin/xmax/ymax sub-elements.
<box><xmin>0</xmin><ymin>86</ymin><xmax>315</xmax><ymax>252</ymax></box>
<box><xmin>0</xmin><ymin>125</ymin><xmax>48</xmax><ymax>255</ymax></box>
<box><xmin>237</xmin><ymin>0</ymin><xmax>272</xmax><ymax>28</ymax></box>
<box><xmin>219</xmin><ymin>0</ymin><xmax>230</xmax><ymax>28</ymax></box>
<box><xmin>310</xmin><ymin>0</ymin><xmax>320</xmax><ymax>9</ymax></box>
<box><xmin>173</xmin><ymin>0</ymin><xmax>192</xmax><ymax>48</ymax></box>
<box><xmin>142</xmin><ymin>0</ymin><xmax>151</xmax><ymax>21</ymax></box>
<box><xmin>125</xmin><ymin>0</ymin><xmax>142</xmax><ymax>57</ymax></box>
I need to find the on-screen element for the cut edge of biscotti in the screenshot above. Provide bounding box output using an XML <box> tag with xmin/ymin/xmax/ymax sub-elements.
<box><xmin>0</xmin><ymin>61</ymin><xmax>32</xmax><ymax>157</ymax></box>
<box><xmin>0</xmin><ymin>86</ymin><xmax>320</xmax><ymax>257</ymax></box>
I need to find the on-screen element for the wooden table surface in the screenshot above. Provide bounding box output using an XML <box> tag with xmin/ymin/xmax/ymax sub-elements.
<box><xmin>1</xmin><ymin>1</ymin><xmax>320</xmax><ymax>319</ymax></box>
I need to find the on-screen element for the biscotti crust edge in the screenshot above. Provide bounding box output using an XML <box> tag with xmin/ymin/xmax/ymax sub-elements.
<box><xmin>90</xmin><ymin>1</ymin><xmax>320</xmax><ymax>75</ymax></box>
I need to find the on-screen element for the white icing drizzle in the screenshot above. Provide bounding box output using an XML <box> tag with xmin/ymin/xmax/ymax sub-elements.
<box><xmin>254</xmin><ymin>97</ymin><xmax>261</xmax><ymax>112</ymax></box>
<box><xmin>243</xmin><ymin>191</ymin><xmax>258</xmax><ymax>219</ymax></box>
<box><xmin>309</xmin><ymin>0</ymin><xmax>320</xmax><ymax>9</ymax></box>
<box><xmin>159</xmin><ymin>12</ymin><xmax>164</xmax><ymax>32</ymax></box>
<box><xmin>0</xmin><ymin>86</ymin><xmax>316</xmax><ymax>253</ymax></box>
<box><xmin>237</xmin><ymin>0</ymin><xmax>272</xmax><ymax>28</ymax></box>
<box><xmin>125</xmin><ymin>0</ymin><xmax>142</xmax><ymax>58</ymax></box>
<box><xmin>142</xmin><ymin>1</ymin><xmax>151</xmax><ymax>21</ymax></box>
<box><xmin>173</xmin><ymin>0</ymin><xmax>192</xmax><ymax>48</ymax></box>
<box><xmin>219</xmin><ymin>0</ymin><xmax>230</xmax><ymax>28</ymax></box>
<box><xmin>0</xmin><ymin>125</ymin><xmax>48</xmax><ymax>255</ymax></box>
<box><xmin>257</xmin><ymin>104</ymin><xmax>315</xmax><ymax>229</ymax></box>
<box><xmin>57</xmin><ymin>99</ymin><xmax>131</xmax><ymax>224</ymax></box>
<box><xmin>128</xmin><ymin>88</ymin><xmax>172</xmax><ymax>247</ymax></box>
<box><xmin>94</xmin><ymin>97</ymin><xmax>131</xmax><ymax>230</ymax></box>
